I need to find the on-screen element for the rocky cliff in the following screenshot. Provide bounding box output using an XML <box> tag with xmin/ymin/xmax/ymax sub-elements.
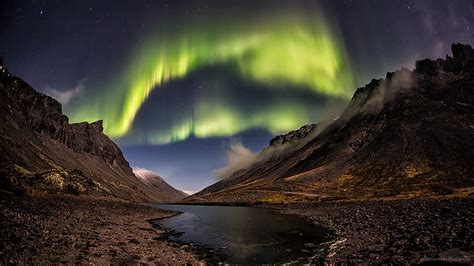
<box><xmin>188</xmin><ymin>43</ymin><xmax>474</xmax><ymax>204</ymax></box>
<box><xmin>268</xmin><ymin>124</ymin><xmax>317</xmax><ymax>147</ymax></box>
<box><xmin>0</xmin><ymin>60</ymin><xmax>177</xmax><ymax>202</ymax></box>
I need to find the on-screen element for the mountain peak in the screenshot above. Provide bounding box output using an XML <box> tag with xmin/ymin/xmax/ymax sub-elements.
<box><xmin>269</xmin><ymin>124</ymin><xmax>317</xmax><ymax>147</ymax></box>
<box><xmin>132</xmin><ymin>167</ymin><xmax>188</xmax><ymax>201</ymax></box>
<box><xmin>132</xmin><ymin>167</ymin><xmax>164</xmax><ymax>182</ymax></box>
<box><xmin>451</xmin><ymin>43</ymin><xmax>473</xmax><ymax>64</ymax></box>
<box><xmin>187</xmin><ymin>43</ymin><xmax>474</xmax><ymax>204</ymax></box>
<box><xmin>91</xmin><ymin>120</ymin><xmax>104</xmax><ymax>132</ymax></box>
<box><xmin>414</xmin><ymin>43</ymin><xmax>474</xmax><ymax>76</ymax></box>
<box><xmin>0</xmin><ymin>71</ymin><xmax>176</xmax><ymax>202</ymax></box>
<box><xmin>0</xmin><ymin>56</ymin><xmax>12</xmax><ymax>78</ymax></box>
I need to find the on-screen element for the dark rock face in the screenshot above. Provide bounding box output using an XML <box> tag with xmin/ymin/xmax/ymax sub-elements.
<box><xmin>0</xmin><ymin>56</ymin><xmax>12</xmax><ymax>78</ymax></box>
<box><xmin>451</xmin><ymin>43</ymin><xmax>474</xmax><ymax>70</ymax></box>
<box><xmin>5</xmin><ymin>78</ymin><xmax>128</xmax><ymax>168</ymax></box>
<box><xmin>189</xmin><ymin>43</ymin><xmax>474</xmax><ymax>204</ymax></box>
<box><xmin>0</xmin><ymin>65</ymin><xmax>173</xmax><ymax>202</ymax></box>
<box><xmin>269</xmin><ymin>124</ymin><xmax>317</xmax><ymax>147</ymax></box>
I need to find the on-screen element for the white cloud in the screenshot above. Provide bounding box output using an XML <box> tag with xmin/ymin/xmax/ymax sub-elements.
<box><xmin>214</xmin><ymin>139</ymin><xmax>257</xmax><ymax>180</ymax></box>
<box><xmin>43</xmin><ymin>81</ymin><xmax>85</xmax><ymax>106</ymax></box>
<box><xmin>131</xmin><ymin>166</ymin><xmax>155</xmax><ymax>179</ymax></box>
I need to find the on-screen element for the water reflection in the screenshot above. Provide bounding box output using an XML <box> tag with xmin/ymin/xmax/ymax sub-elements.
<box><xmin>150</xmin><ymin>204</ymin><xmax>331</xmax><ymax>264</ymax></box>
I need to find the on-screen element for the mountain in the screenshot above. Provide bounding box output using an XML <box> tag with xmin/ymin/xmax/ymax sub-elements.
<box><xmin>133</xmin><ymin>168</ymin><xmax>188</xmax><ymax>201</ymax></box>
<box><xmin>0</xmin><ymin>59</ymin><xmax>178</xmax><ymax>202</ymax></box>
<box><xmin>187</xmin><ymin>43</ymin><xmax>474</xmax><ymax>204</ymax></box>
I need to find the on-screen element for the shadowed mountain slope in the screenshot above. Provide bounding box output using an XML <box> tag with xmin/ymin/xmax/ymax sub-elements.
<box><xmin>0</xmin><ymin>60</ymin><xmax>181</xmax><ymax>202</ymax></box>
<box><xmin>187</xmin><ymin>43</ymin><xmax>474</xmax><ymax>204</ymax></box>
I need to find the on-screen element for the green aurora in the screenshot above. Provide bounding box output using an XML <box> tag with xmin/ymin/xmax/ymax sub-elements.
<box><xmin>68</xmin><ymin>7</ymin><xmax>354</xmax><ymax>144</ymax></box>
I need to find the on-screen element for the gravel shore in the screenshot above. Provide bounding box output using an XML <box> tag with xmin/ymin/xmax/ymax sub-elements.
<box><xmin>0</xmin><ymin>193</ymin><xmax>200</xmax><ymax>264</ymax></box>
<box><xmin>277</xmin><ymin>198</ymin><xmax>474</xmax><ymax>264</ymax></box>
<box><xmin>1</xmin><ymin>191</ymin><xmax>472</xmax><ymax>264</ymax></box>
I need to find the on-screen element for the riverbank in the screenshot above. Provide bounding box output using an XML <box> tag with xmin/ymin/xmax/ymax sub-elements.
<box><xmin>0</xmin><ymin>193</ymin><xmax>200</xmax><ymax>264</ymax></box>
<box><xmin>2</xmin><ymin>192</ymin><xmax>472</xmax><ymax>264</ymax></box>
<box><xmin>274</xmin><ymin>197</ymin><xmax>473</xmax><ymax>264</ymax></box>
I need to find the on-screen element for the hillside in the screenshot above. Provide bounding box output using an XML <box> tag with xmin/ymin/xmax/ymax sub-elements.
<box><xmin>133</xmin><ymin>168</ymin><xmax>188</xmax><ymax>201</ymax></box>
<box><xmin>187</xmin><ymin>43</ymin><xmax>474</xmax><ymax>204</ymax></box>
<box><xmin>0</xmin><ymin>59</ymin><xmax>179</xmax><ymax>202</ymax></box>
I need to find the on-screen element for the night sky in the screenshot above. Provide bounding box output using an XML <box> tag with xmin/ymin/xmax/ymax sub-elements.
<box><xmin>1</xmin><ymin>0</ymin><xmax>472</xmax><ymax>193</ymax></box>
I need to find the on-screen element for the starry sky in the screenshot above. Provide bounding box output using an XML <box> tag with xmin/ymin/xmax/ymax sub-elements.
<box><xmin>1</xmin><ymin>0</ymin><xmax>472</xmax><ymax>193</ymax></box>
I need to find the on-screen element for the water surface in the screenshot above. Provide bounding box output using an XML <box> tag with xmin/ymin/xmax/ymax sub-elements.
<box><xmin>150</xmin><ymin>204</ymin><xmax>331</xmax><ymax>264</ymax></box>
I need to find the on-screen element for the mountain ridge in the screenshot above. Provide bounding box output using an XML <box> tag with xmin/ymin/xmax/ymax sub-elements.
<box><xmin>0</xmin><ymin>59</ymin><xmax>182</xmax><ymax>202</ymax></box>
<box><xmin>187</xmin><ymin>43</ymin><xmax>474</xmax><ymax>204</ymax></box>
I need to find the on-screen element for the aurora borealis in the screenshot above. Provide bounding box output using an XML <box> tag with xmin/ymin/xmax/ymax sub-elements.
<box><xmin>67</xmin><ymin>5</ymin><xmax>353</xmax><ymax>143</ymax></box>
<box><xmin>2</xmin><ymin>0</ymin><xmax>472</xmax><ymax>192</ymax></box>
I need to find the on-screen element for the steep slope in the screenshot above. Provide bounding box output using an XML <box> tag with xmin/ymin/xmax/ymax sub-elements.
<box><xmin>133</xmin><ymin>168</ymin><xmax>188</xmax><ymax>201</ymax></box>
<box><xmin>188</xmin><ymin>43</ymin><xmax>474</xmax><ymax>204</ymax></box>
<box><xmin>0</xmin><ymin>60</ymin><xmax>174</xmax><ymax>202</ymax></box>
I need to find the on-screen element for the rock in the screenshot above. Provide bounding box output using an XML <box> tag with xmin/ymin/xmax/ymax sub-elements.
<box><xmin>415</xmin><ymin>59</ymin><xmax>442</xmax><ymax>76</ymax></box>
<box><xmin>269</xmin><ymin>124</ymin><xmax>317</xmax><ymax>147</ymax></box>
<box><xmin>128</xmin><ymin>239</ymin><xmax>140</xmax><ymax>244</ymax></box>
<box><xmin>0</xmin><ymin>60</ymin><xmax>174</xmax><ymax>202</ymax></box>
<box><xmin>438</xmin><ymin>248</ymin><xmax>465</xmax><ymax>258</ymax></box>
<box><xmin>451</xmin><ymin>43</ymin><xmax>474</xmax><ymax>67</ymax></box>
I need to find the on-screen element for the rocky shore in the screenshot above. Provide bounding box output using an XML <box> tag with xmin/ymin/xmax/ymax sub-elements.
<box><xmin>276</xmin><ymin>197</ymin><xmax>473</xmax><ymax>264</ymax></box>
<box><xmin>1</xmin><ymin>190</ymin><xmax>472</xmax><ymax>264</ymax></box>
<box><xmin>0</xmin><ymin>192</ymin><xmax>200</xmax><ymax>264</ymax></box>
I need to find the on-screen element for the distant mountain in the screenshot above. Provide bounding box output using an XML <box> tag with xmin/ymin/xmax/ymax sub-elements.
<box><xmin>187</xmin><ymin>43</ymin><xmax>474</xmax><ymax>204</ymax></box>
<box><xmin>0</xmin><ymin>59</ymin><xmax>179</xmax><ymax>202</ymax></box>
<box><xmin>133</xmin><ymin>168</ymin><xmax>188</xmax><ymax>201</ymax></box>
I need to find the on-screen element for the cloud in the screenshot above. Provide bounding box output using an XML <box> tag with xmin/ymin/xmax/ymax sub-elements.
<box><xmin>43</xmin><ymin>81</ymin><xmax>85</xmax><ymax>106</ymax></box>
<box><xmin>131</xmin><ymin>166</ymin><xmax>153</xmax><ymax>176</ymax></box>
<box><xmin>214</xmin><ymin>139</ymin><xmax>257</xmax><ymax>180</ymax></box>
<box><xmin>212</xmin><ymin>100</ymin><xmax>348</xmax><ymax>181</ymax></box>
<box><xmin>131</xmin><ymin>166</ymin><xmax>162</xmax><ymax>183</ymax></box>
<box><xmin>131</xmin><ymin>166</ymin><xmax>147</xmax><ymax>172</ymax></box>
<box><xmin>362</xmin><ymin>68</ymin><xmax>414</xmax><ymax>114</ymax></box>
